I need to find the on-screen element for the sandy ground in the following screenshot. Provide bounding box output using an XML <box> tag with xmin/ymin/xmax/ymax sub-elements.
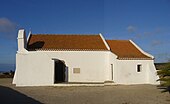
<box><xmin>0</xmin><ymin>78</ymin><xmax>170</xmax><ymax>104</ymax></box>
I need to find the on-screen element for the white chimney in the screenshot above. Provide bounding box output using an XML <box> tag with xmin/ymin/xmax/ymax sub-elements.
<box><xmin>17</xmin><ymin>29</ymin><xmax>27</xmax><ymax>53</ymax></box>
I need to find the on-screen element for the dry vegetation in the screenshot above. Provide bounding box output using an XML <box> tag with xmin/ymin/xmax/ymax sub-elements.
<box><xmin>0</xmin><ymin>71</ymin><xmax>14</xmax><ymax>78</ymax></box>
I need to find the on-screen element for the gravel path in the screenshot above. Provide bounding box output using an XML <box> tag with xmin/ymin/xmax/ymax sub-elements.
<box><xmin>0</xmin><ymin>78</ymin><xmax>169</xmax><ymax>104</ymax></box>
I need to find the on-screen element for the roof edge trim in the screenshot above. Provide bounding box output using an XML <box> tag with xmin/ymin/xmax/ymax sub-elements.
<box><xmin>34</xmin><ymin>49</ymin><xmax>109</xmax><ymax>51</ymax></box>
<box><xmin>99</xmin><ymin>33</ymin><xmax>110</xmax><ymax>50</ymax></box>
<box><xmin>129</xmin><ymin>40</ymin><xmax>154</xmax><ymax>59</ymax></box>
<box><xmin>27</xmin><ymin>30</ymin><xmax>32</xmax><ymax>41</ymax></box>
<box><xmin>118</xmin><ymin>58</ymin><xmax>153</xmax><ymax>60</ymax></box>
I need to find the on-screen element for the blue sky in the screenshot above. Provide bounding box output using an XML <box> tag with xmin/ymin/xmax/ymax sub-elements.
<box><xmin>0</xmin><ymin>0</ymin><xmax>170</xmax><ymax>70</ymax></box>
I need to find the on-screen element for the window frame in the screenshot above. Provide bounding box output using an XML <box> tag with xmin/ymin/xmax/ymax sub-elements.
<box><xmin>137</xmin><ymin>64</ymin><xmax>142</xmax><ymax>72</ymax></box>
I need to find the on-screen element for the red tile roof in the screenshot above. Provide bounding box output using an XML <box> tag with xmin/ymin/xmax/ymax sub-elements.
<box><xmin>27</xmin><ymin>34</ymin><xmax>152</xmax><ymax>59</ymax></box>
<box><xmin>106</xmin><ymin>40</ymin><xmax>152</xmax><ymax>59</ymax></box>
<box><xmin>27</xmin><ymin>34</ymin><xmax>108</xmax><ymax>51</ymax></box>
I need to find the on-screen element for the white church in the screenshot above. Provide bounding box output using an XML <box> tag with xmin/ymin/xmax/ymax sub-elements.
<box><xmin>13</xmin><ymin>29</ymin><xmax>159</xmax><ymax>86</ymax></box>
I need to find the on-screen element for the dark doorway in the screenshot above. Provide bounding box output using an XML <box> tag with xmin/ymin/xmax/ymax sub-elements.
<box><xmin>54</xmin><ymin>60</ymin><xmax>66</xmax><ymax>83</ymax></box>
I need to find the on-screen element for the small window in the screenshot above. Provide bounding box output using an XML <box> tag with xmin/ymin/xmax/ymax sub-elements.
<box><xmin>73</xmin><ymin>68</ymin><xmax>80</xmax><ymax>74</ymax></box>
<box><xmin>137</xmin><ymin>64</ymin><xmax>142</xmax><ymax>72</ymax></box>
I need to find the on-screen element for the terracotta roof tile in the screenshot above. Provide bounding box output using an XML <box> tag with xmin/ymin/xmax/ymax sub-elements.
<box><xmin>106</xmin><ymin>40</ymin><xmax>152</xmax><ymax>59</ymax></box>
<box><xmin>27</xmin><ymin>34</ymin><xmax>108</xmax><ymax>51</ymax></box>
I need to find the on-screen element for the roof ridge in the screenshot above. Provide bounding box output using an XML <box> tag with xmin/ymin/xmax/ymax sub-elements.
<box><xmin>31</xmin><ymin>34</ymin><xmax>99</xmax><ymax>36</ymax></box>
<box><xmin>106</xmin><ymin>39</ymin><xmax>129</xmax><ymax>41</ymax></box>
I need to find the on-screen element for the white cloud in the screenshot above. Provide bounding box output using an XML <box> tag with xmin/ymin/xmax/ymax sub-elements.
<box><xmin>144</xmin><ymin>28</ymin><xmax>163</xmax><ymax>36</ymax></box>
<box><xmin>155</xmin><ymin>53</ymin><xmax>170</xmax><ymax>63</ymax></box>
<box><xmin>0</xmin><ymin>18</ymin><xmax>16</xmax><ymax>32</ymax></box>
<box><xmin>127</xmin><ymin>25</ymin><xmax>136</xmax><ymax>33</ymax></box>
<box><xmin>0</xmin><ymin>18</ymin><xmax>18</xmax><ymax>39</ymax></box>
<box><xmin>151</xmin><ymin>40</ymin><xmax>163</xmax><ymax>47</ymax></box>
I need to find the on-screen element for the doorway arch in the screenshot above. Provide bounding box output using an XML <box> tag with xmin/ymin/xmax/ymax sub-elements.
<box><xmin>54</xmin><ymin>60</ymin><xmax>66</xmax><ymax>83</ymax></box>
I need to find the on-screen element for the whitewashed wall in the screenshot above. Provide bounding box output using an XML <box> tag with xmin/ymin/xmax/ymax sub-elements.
<box><xmin>114</xmin><ymin>60</ymin><xmax>159</xmax><ymax>84</ymax></box>
<box><xmin>105</xmin><ymin>52</ymin><xmax>117</xmax><ymax>81</ymax></box>
<box><xmin>14</xmin><ymin>51</ymin><xmax>109</xmax><ymax>86</ymax></box>
<box><xmin>14</xmin><ymin>52</ymin><xmax>54</xmax><ymax>86</ymax></box>
<box><xmin>13</xmin><ymin>51</ymin><xmax>159</xmax><ymax>86</ymax></box>
<box><xmin>147</xmin><ymin>60</ymin><xmax>160</xmax><ymax>84</ymax></box>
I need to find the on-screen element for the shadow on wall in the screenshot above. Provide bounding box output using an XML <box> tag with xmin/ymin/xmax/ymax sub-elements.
<box><xmin>27</xmin><ymin>41</ymin><xmax>45</xmax><ymax>51</ymax></box>
<box><xmin>65</xmin><ymin>66</ymin><xmax>69</xmax><ymax>82</ymax></box>
<box><xmin>0</xmin><ymin>85</ymin><xmax>42</xmax><ymax>104</ymax></box>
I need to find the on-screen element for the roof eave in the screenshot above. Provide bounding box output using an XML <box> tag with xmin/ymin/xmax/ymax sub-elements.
<box><xmin>129</xmin><ymin>40</ymin><xmax>154</xmax><ymax>59</ymax></box>
<box><xmin>117</xmin><ymin>57</ymin><xmax>153</xmax><ymax>60</ymax></box>
<box><xmin>99</xmin><ymin>33</ymin><xmax>110</xmax><ymax>50</ymax></box>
